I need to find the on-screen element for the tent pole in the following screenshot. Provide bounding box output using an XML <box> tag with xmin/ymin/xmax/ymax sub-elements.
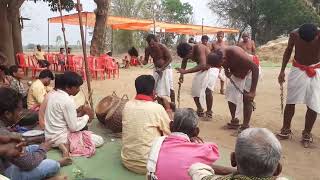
<box><xmin>111</xmin><ymin>26</ymin><xmax>113</xmax><ymax>53</ymax></box>
<box><xmin>58</xmin><ymin>0</ymin><xmax>68</xmax><ymax>59</ymax></box>
<box><xmin>85</xmin><ymin>13</ymin><xmax>88</xmax><ymax>52</ymax></box>
<box><xmin>47</xmin><ymin>19</ymin><xmax>50</xmax><ymax>53</ymax></box>
<box><xmin>76</xmin><ymin>0</ymin><xmax>93</xmax><ymax>109</ymax></box>
<box><xmin>201</xmin><ymin>18</ymin><xmax>204</xmax><ymax>36</ymax></box>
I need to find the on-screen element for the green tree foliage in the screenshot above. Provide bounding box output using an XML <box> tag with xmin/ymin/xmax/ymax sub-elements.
<box><xmin>208</xmin><ymin>0</ymin><xmax>320</xmax><ymax>44</ymax></box>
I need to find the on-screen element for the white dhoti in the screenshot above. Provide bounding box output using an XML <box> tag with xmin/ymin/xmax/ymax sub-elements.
<box><xmin>153</xmin><ymin>65</ymin><xmax>174</xmax><ymax>97</ymax></box>
<box><xmin>225</xmin><ymin>72</ymin><xmax>252</xmax><ymax>119</ymax></box>
<box><xmin>218</xmin><ymin>69</ymin><xmax>226</xmax><ymax>82</ymax></box>
<box><xmin>192</xmin><ymin>68</ymin><xmax>220</xmax><ymax>109</ymax></box>
<box><xmin>286</xmin><ymin>63</ymin><xmax>320</xmax><ymax>114</ymax></box>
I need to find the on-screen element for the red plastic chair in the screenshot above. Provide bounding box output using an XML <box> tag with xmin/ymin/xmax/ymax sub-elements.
<box><xmin>16</xmin><ymin>53</ymin><xmax>31</xmax><ymax>75</ymax></box>
<box><xmin>66</xmin><ymin>55</ymin><xmax>76</xmax><ymax>71</ymax></box>
<box><xmin>105</xmin><ymin>58</ymin><xmax>119</xmax><ymax>79</ymax></box>
<box><xmin>45</xmin><ymin>53</ymin><xmax>57</xmax><ymax>71</ymax></box>
<box><xmin>130</xmin><ymin>56</ymin><xmax>139</xmax><ymax>66</ymax></box>
<box><xmin>29</xmin><ymin>56</ymin><xmax>46</xmax><ymax>78</ymax></box>
<box><xmin>93</xmin><ymin>57</ymin><xmax>106</xmax><ymax>80</ymax></box>
<box><xmin>73</xmin><ymin>56</ymin><xmax>87</xmax><ymax>80</ymax></box>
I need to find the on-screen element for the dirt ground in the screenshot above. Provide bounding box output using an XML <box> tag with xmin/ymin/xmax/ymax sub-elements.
<box><xmin>88</xmin><ymin>66</ymin><xmax>320</xmax><ymax>180</ymax></box>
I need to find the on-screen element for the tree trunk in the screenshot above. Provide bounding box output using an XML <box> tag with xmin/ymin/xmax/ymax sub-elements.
<box><xmin>90</xmin><ymin>0</ymin><xmax>110</xmax><ymax>56</ymax></box>
<box><xmin>0</xmin><ymin>2</ymin><xmax>15</xmax><ymax>65</ymax></box>
<box><xmin>11</xmin><ymin>11</ymin><xmax>23</xmax><ymax>63</ymax></box>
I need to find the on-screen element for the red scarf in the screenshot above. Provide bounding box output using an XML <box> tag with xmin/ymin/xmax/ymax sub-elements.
<box><xmin>293</xmin><ymin>60</ymin><xmax>320</xmax><ymax>78</ymax></box>
<box><xmin>135</xmin><ymin>94</ymin><xmax>154</xmax><ymax>101</ymax></box>
<box><xmin>252</xmin><ymin>55</ymin><xmax>260</xmax><ymax>66</ymax></box>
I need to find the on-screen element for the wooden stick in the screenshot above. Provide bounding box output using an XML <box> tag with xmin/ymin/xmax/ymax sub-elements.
<box><xmin>280</xmin><ymin>83</ymin><xmax>284</xmax><ymax>114</ymax></box>
<box><xmin>177</xmin><ymin>82</ymin><xmax>182</xmax><ymax>108</ymax></box>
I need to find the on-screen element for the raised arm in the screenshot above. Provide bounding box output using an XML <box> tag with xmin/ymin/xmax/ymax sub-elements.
<box><xmin>251</xmin><ymin>40</ymin><xmax>256</xmax><ymax>55</ymax></box>
<box><xmin>278</xmin><ymin>32</ymin><xmax>295</xmax><ymax>84</ymax></box>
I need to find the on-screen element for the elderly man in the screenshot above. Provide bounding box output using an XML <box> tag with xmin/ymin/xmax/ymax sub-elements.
<box><xmin>121</xmin><ymin>75</ymin><xmax>172</xmax><ymax>174</ymax></box>
<box><xmin>189</xmin><ymin>128</ymin><xmax>284</xmax><ymax>180</ymax></box>
<box><xmin>34</xmin><ymin>45</ymin><xmax>50</xmax><ymax>68</ymax></box>
<box><xmin>147</xmin><ymin>108</ymin><xmax>219</xmax><ymax>180</ymax></box>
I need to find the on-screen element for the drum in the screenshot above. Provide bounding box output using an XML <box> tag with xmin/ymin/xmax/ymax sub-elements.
<box><xmin>95</xmin><ymin>93</ymin><xmax>129</xmax><ymax>133</ymax></box>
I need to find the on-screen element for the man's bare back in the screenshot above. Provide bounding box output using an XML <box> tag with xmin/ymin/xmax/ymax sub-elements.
<box><xmin>224</xmin><ymin>46</ymin><xmax>256</xmax><ymax>79</ymax></box>
<box><xmin>289</xmin><ymin>29</ymin><xmax>320</xmax><ymax>66</ymax></box>
<box><xmin>145</xmin><ymin>43</ymin><xmax>172</xmax><ymax>68</ymax></box>
<box><xmin>192</xmin><ymin>44</ymin><xmax>210</xmax><ymax>65</ymax></box>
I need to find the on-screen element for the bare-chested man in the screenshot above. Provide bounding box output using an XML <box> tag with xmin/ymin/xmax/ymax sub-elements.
<box><xmin>212</xmin><ymin>31</ymin><xmax>228</xmax><ymax>94</ymax></box>
<box><xmin>238</xmin><ymin>32</ymin><xmax>256</xmax><ymax>55</ymax></box>
<box><xmin>208</xmin><ymin>46</ymin><xmax>259</xmax><ymax>132</ymax></box>
<box><xmin>277</xmin><ymin>24</ymin><xmax>320</xmax><ymax>148</ymax></box>
<box><xmin>176</xmin><ymin>43</ymin><xmax>220</xmax><ymax>120</ymax></box>
<box><xmin>143</xmin><ymin>34</ymin><xmax>175</xmax><ymax>103</ymax></box>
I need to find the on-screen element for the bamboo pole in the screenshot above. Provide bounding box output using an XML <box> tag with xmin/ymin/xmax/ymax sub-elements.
<box><xmin>57</xmin><ymin>0</ymin><xmax>68</xmax><ymax>59</ymax></box>
<box><xmin>47</xmin><ymin>19</ymin><xmax>50</xmax><ymax>53</ymax></box>
<box><xmin>75</xmin><ymin>0</ymin><xmax>93</xmax><ymax>108</ymax></box>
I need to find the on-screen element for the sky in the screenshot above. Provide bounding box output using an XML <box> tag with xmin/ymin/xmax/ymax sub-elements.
<box><xmin>21</xmin><ymin>0</ymin><xmax>219</xmax><ymax>45</ymax></box>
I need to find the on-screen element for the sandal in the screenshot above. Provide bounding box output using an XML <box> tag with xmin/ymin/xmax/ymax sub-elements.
<box><xmin>302</xmin><ymin>131</ymin><xmax>313</xmax><ymax>148</ymax></box>
<box><xmin>202</xmin><ymin>111</ymin><xmax>213</xmax><ymax>121</ymax></box>
<box><xmin>227</xmin><ymin>118</ymin><xmax>240</xmax><ymax>129</ymax></box>
<box><xmin>276</xmin><ymin>128</ymin><xmax>292</xmax><ymax>140</ymax></box>
<box><xmin>238</xmin><ymin>125</ymin><xmax>250</xmax><ymax>134</ymax></box>
<box><xmin>197</xmin><ymin>109</ymin><xmax>205</xmax><ymax>117</ymax></box>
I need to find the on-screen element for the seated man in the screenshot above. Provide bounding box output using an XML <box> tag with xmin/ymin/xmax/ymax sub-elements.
<box><xmin>189</xmin><ymin>128</ymin><xmax>284</xmax><ymax>180</ymax></box>
<box><xmin>0</xmin><ymin>65</ymin><xmax>10</xmax><ymax>87</ymax></box>
<box><xmin>45</xmin><ymin>71</ymin><xmax>104</xmax><ymax>158</ymax></box>
<box><xmin>121</xmin><ymin>75</ymin><xmax>172</xmax><ymax>174</ymax></box>
<box><xmin>0</xmin><ymin>87</ymin><xmax>71</xmax><ymax>180</ymax></box>
<box><xmin>57</xmin><ymin>48</ymin><xmax>66</xmax><ymax>66</ymax></box>
<box><xmin>147</xmin><ymin>108</ymin><xmax>220</xmax><ymax>180</ymax></box>
<box><xmin>27</xmin><ymin>69</ymin><xmax>54</xmax><ymax>111</ymax></box>
<box><xmin>34</xmin><ymin>45</ymin><xmax>50</xmax><ymax>68</ymax></box>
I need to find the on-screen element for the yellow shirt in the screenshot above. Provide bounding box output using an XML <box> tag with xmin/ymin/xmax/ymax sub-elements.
<box><xmin>121</xmin><ymin>99</ymin><xmax>171</xmax><ymax>174</ymax></box>
<box><xmin>27</xmin><ymin>79</ymin><xmax>50</xmax><ymax>109</ymax></box>
<box><xmin>34</xmin><ymin>50</ymin><xmax>45</xmax><ymax>60</ymax></box>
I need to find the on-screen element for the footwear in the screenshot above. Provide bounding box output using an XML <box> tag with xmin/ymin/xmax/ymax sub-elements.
<box><xmin>202</xmin><ymin>111</ymin><xmax>213</xmax><ymax>121</ymax></box>
<box><xmin>227</xmin><ymin>118</ymin><xmax>240</xmax><ymax>129</ymax></box>
<box><xmin>302</xmin><ymin>131</ymin><xmax>313</xmax><ymax>148</ymax></box>
<box><xmin>197</xmin><ymin>109</ymin><xmax>205</xmax><ymax>117</ymax></box>
<box><xmin>276</xmin><ymin>128</ymin><xmax>292</xmax><ymax>140</ymax></box>
<box><xmin>237</xmin><ymin>125</ymin><xmax>250</xmax><ymax>134</ymax></box>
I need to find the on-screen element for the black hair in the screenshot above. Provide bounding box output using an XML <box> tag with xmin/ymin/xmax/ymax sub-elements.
<box><xmin>207</xmin><ymin>50</ymin><xmax>224</xmax><ymax>67</ymax></box>
<box><xmin>217</xmin><ymin>31</ymin><xmax>224</xmax><ymax>36</ymax></box>
<box><xmin>54</xmin><ymin>74</ymin><xmax>64</xmax><ymax>90</ymax></box>
<box><xmin>63</xmin><ymin>71</ymin><xmax>83</xmax><ymax>89</ymax></box>
<box><xmin>0</xmin><ymin>65</ymin><xmax>9</xmax><ymax>75</ymax></box>
<box><xmin>9</xmin><ymin>65</ymin><xmax>19</xmax><ymax>77</ymax></box>
<box><xmin>135</xmin><ymin>75</ymin><xmax>155</xmax><ymax>96</ymax></box>
<box><xmin>146</xmin><ymin>34</ymin><xmax>157</xmax><ymax>44</ymax></box>
<box><xmin>0</xmin><ymin>87</ymin><xmax>22</xmax><ymax>115</ymax></box>
<box><xmin>299</xmin><ymin>23</ymin><xmax>318</xmax><ymax>42</ymax></box>
<box><xmin>201</xmin><ymin>35</ymin><xmax>209</xmax><ymax>41</ymax></box>
<box><xmin>60</xmin><ymin>48</ymin><xmax>64</xmax><ymax>51</ymax></box>
<box><xmin>177</xmin><ymin>43</ymin><xmax>193</xmax><ymax>58</ymax></box>
<box><xmin>39</xmin><ymin>69</ymin><xmax>54</xmax><ymax>80</ymax></box>
<box><xmin>107</xmin><ymin>51</ymin><xmax>113</xmax><ymax>56</ymax></box>
<box><xmin>128</xmin><ymin>47</ymin><xmax>139</xmax><ymax>57</ymax></box>
<box><xmin>188</xmin><ymin>37</ymin><xmax>195</xmax><ymax>43</ymax></box>
<box><xmin>37</xmin><ymin>45</ymin><xmax>41</xmax><ymax>49</ymax></box>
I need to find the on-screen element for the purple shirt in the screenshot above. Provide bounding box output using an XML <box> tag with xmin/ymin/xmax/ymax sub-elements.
<box><xmin>155</xmin><ymin>134</ymin><xmax>219</xmax><ymax>180</ymax></box>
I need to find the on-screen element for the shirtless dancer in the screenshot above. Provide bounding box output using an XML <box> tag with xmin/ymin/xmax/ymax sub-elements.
<box><xmin>209</xmin><ymin>46</ymin><xmax>259</xmax><ymax>132</ymax></box>
<box><xmin>143</xmin><ymin>34</ymin><xmax>175</xmax><ymax>103</ymax></box>
<box><xmin>176</xmin><ymin>43</ymin><xmax>220</xmax><ymax>119</ymax></box>
<box><xmin>212</xmin><ymin>31</ymin><xmax>228</xmax><ymax>94</ymax></box>
<box><xmin>238</xmin><ymin>32</ymin><xmax>260</xmax><ymax>66</ymax></box>
<box><xmin>277</xmin><ymin>24</ymin><xmax>320</xmax><ymax>148</ymax></box>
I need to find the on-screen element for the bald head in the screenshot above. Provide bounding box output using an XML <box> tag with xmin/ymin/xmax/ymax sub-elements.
<box><xmin>171</xmin><ymin>108</ymin><xmax>198</xmax><ymax>137</ymax></box>
<box><xmin>235</xmin><ymin>128</ymin><xmax>282</xmax><ymax>177</ymax></box>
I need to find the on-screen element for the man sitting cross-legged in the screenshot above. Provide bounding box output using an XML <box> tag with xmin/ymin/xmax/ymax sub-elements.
<box><xmin>121</xmin><ymin>75</ymin><xmax>172</xmax><ymax>174</ymax></box>
<box><xmin>45</xmin><ymin>71</ymin><xmax>104</xmax><ymax>158</ymax></box>
<box><xmin>147</xmin><ymin>108</ymin><xmax>219</xmax><ymax>180</ymax></box>
<box><xmin>0</xmin><ymin>87</ymin><xmax>71</xmax><ymax>180</ymax></box>
<box><xmin>189</xmin><ymin>128</ymin><xmax>285</xmax><ymax>180</ymax></box>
